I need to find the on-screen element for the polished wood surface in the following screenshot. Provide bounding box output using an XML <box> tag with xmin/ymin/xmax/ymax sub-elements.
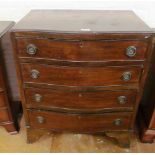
<box><xmin>25</xmin><ymin>87</ymin><xmax>136</xmax><ymax>112</ymax></box>
<box><xmin>0</xmin><ymin>21</ymin><xmax>21</xmax><ymax>134</ymax></box>
<box><xmin>12</xmin><ymin>10</ymin><xmax>151</xmax><ymax>33</ymax></box>
<box><xmin>28</xmin><ymin>110</ymin><xmax>132</xmax><ymax>132</ymax></box>
<box><xmin>1</xmin><ymin>32</ymin><xmax>20</xmax><ymax>101</ymax></box>
<box><xmin>21</xmin><ymin>63</ymin><xmax>142</xmax><ymax>87</ymax></box>
<box><xmin>16</xmin><ymin>38</ymin><xmax>148</xmax><ymax>61</ymax></box>
<box><xmin>11</xmin><ymin>10</ymin><xmax>154</xmax><ymax>146</ymax></box>
<box><xmin>0</xmin><ymin>109</ymin><xmax>10</xmax><ymax>122</ymax></box>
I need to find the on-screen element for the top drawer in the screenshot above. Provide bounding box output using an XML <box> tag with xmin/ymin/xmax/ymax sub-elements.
<box><xmin>16</xmin><ymin>38</ymin><xmax>148</xmax><ymax>61</ymax></box>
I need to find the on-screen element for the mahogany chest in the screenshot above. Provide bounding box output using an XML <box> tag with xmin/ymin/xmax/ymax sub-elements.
<box><xmin>0</xmin><ymin>21</ymin><xmax>20</xmax><ymax>133</ymax></box>
<box><xmin>10</xmin><ymin>10</ymin><xmax>154</xmax><ymax>146</ymax></box>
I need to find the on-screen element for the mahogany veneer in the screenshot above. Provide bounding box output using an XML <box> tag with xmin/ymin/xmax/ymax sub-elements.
<box><xmin>10</xmin><ymin>10</ymin><xmax>154</xmax><ymax>147</ymax></box>
<box><xmin>25</xmin><ymin>87</ymin><xmax>137</xmax><ymax>112</ymax></box>
<box><xmin>0</xmin><ymin>21</ymin><xmax>21</xmax><ymax>134</ymax></box>
<box><xmin>16</xmin><ymin>38</ymin><xmax>148</xmax><ymax>61</ymax></box>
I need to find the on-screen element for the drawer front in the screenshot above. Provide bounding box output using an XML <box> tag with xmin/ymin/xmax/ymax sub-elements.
<box><xmin>0</xmin><ymin>109</ymin><xmax>10</xmax><ymax>122</ymax></box>
<box><xmin>25</xmin><ymin>87</ymin><xmax>137</xmax><ymax>111</ymax></box>
<box><xmin>16</xmin><ymin>38</ymin><xmax>148</xmax><ymax>61</ymax></box>
<box><xmin>21</xmin><ymin>63</ymin><xmax>142</xmax><ymax>86</ymax></box>
<box><xmin>28</xmin><ymin>110</ymin><xmax>132</xmax><ymax>132</ymax></box>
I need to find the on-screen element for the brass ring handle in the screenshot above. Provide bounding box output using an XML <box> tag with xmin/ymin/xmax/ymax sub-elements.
<box><xmin>27</xmin><ymin>44</ymin><xmax>37</xmax><ymax>55</ymax></box>
<box><xmin>113</xmin><ymin>119</ymin><xmax>122</xmax><ymax>126</ymax></box>
<box><xmin>34</xmin><ymin>94</ymin><xmax>42</xmax><ymax>102</ymax></box>
<box><xmin>126</xmin><ymin>46</ymin><xmax>137</xmax><ymax>57</ymax></box>
<box><xmin>30</xmin><ymin>69</ymin><xmax>40</xmax><ymax>79</ymax></box>
<box><xmin>122</xmin><ymin>71</ymin><xmax>132</xmax><ymax>81</ymax></box>
<box><xmin>117</xmin><ymin>96</ymin><xmax>127</xmax><ymax>104</ymax></box>
<box><xmin>36</xmin><ymin>116</ymin><xmax>45</xmax><ymax>124</ymax></box>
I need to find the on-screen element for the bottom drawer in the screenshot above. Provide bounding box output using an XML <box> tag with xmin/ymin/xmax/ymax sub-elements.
<box><xmin>0</xmin><ymin>109</ymin><xmax>10</xmax><ymax>122</ymax></box>
<box><xmin>28</xmin><ymin>110</ymin><xmax>132</xmax><ymax>132</ymax></box>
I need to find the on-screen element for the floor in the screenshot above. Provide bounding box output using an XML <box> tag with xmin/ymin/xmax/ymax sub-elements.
<box><xmin>0</xmin><ymin>117</ymin><xmax>155</xmax><ymax>153</ymax></box>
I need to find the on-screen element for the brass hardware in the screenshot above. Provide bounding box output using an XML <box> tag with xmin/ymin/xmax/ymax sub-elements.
<box><xmin>126</xmin><ymin>46</ymin><xmax>136</xmax><ymax>57</ymax></box>
<box><xmin>34</xmin><ymin>94</ymin><xmax>42</xmax><ymax>102</ymax></box>
<box><xmin>122</xmin><ymin>71</ymin><xmax>132</xmax><ymax>81</ymax></box>
<box><xmin>113</xmin><ymin>119</ymin><xmax>122</xmax><ymax>126</ymax></box>
<box><xmin>36</xmin><ymin>116</ymin><xmax>45</xmax><ymax>124</ymax></box>
<box><xmin>30</xmin><ymin>69</ymin><xmax>40</xmax><ymax>79</ymax></box>
<box><xmin>27</xmin><ymin>44</ymin><xmax>37</xmax><ymax>55</ymax></box>
<box><xmin>117</xmin><ymin>96</ymin><xmax>127</xmax><ymax>104</ymax></box>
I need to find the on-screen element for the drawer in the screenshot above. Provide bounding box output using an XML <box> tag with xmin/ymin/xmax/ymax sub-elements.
<box><xmin>28</xmin><ymin>110</ymin><xmax>132</xmax><ymax>132</ymax></box>
<box><xmin>25</xmin><ymin>87</ymin><xmax>137</xmax><ymax>112</ymax></box>
<box><xmin>0</xmin><ymin>92</ymin><xmax>7</xmax><ymax>108</ymax></box>
<box><xmin>21</xmin><ymin>63</ymin><xmax>142</xmax><ymax>87</ymax></box>
<box><xmin>0</xmin><ymin>109</ymin><xmax>10</xmax><ymax>122</ymax></box>
<box><xmin>16</xmin><ymin>38</ymin><xmax>148</xmax><ymax>61</ymax></box>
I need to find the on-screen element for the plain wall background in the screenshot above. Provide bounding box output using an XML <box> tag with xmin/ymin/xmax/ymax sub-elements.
<box><xmin>0</xmin><ymin>0</ymin><xmax>155</xmax><ymax>28</ymax></box>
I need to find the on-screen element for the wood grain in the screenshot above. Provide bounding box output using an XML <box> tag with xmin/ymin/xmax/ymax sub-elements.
<box><xmin>0</xmin><ymin>109</ymin><xmax>10</xmax><ymax>122</ymax></box>
<box><xmin>21</xmin><ymin>63</ymin><xmax>142</xmax><ymax>87</ymax></box>
<box><xmin>28</xmin><ymin>110</ymin><xmax>133</xmax><ymax>132</ymax></box>
<box><xmin>0</xmin><ymin>21</ymin><xmax>21</xmax><ymax>133</ymax></box>
<box><xmin>10</xmin><ymin>10</ymin><xmax>154</xmax><ymax>145</ymax></box>
<box><xmin>16</xmin><ymin>38</ymin><xmax>148</xmax><ymax>61</ymax></box>
<box><xmin>12</xmin><ymin>10</ymin><xmax>151</xmax><ymax>33</ymax></box>
<box><xmin>25</xmin><ymin>87</ymin><xmax>137</xmax><ymax>112</ymax></box>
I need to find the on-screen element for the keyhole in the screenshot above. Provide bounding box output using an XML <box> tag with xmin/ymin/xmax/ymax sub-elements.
<box><xmin>79</xmin><ymin>93</ymin><xmax>82</xmax><ymax>98</ymax></box>
<box><xmin>79</xmin><ymin>42</ymin><xmax>83</xmax><ymax>48</ymax></box>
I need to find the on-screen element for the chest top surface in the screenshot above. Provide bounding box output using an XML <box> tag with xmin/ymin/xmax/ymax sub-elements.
<box><xmin>12</xmin><ymin>10</ymin><xmax>152</xmax><ymax>33</ymax></box>
<box><xmin>0</xmin><ymin>21</ymin><xmax>14</xmax><ymax>38</ymax></box>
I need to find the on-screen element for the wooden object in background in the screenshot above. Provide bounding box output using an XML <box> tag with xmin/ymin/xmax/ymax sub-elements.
<box><xmin>11</xmin><ymin>10</ymin><xmax>154</xmax><ymax>146</ymax></box>
<box><xmin>138</xmin><ymin>28</ymin><xmax>155</xmax><ymax>143</ymax></box>
<box><xmin>0</xmin><ymin>21</ymin><xmax>21</xmax><ymax>134</ymax></box>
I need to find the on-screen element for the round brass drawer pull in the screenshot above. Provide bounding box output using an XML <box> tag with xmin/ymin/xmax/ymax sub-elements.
<box><xmin>30</xmin><ymin>69</ymin><xmax>40</xmax><ymax>79</ymax></box>
<box><xmin>36</xmin><ymin>116</ymin><xmax>45</xmax><ymax>124</ymax></box>
<box><xmin>27</xmin><ymin>44</ymin><xmax>37</xmax><ymax>55</ymax></box>
<box><xmin>126</xmin><ymin>46</ymin><xmax>137</xmax><ymax>57</ymax></box>
<box><xmin>113</xmin><ymin>119</ymin><xmax>123</xmax><ymax>126</ymax></box>
<box><xmin>117</xmin><ymin>96</ymin><xmax>127</xmax><ymax>104</ymax></box>
<box><xmin>34</xmin><ymin>94</ymin><xmax>42</xmax><ymax>102</ymax></box>
<box><xmin>122</xmin><ymin>71</ymin><xmax>132</xmax><ymax>81</ymax></box>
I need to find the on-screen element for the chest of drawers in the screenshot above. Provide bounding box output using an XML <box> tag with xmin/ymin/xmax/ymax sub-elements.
<box><xmin>11</xmin><ymin>10</ymin><xmax>154</xmax><ymax>146</ymax></box>
<box><xmin>0</xmin><ymin>21</ymin><xmax>20</xmax><ymax>134</ymax></box>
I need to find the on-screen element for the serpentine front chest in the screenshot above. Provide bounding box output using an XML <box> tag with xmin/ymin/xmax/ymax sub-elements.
<box><xmin>11</xmin><ymin>10</ymin><xmax>154</xmax><ymax>147</ymax></box>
